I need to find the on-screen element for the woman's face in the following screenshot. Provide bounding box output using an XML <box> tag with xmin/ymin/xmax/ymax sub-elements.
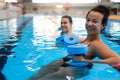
<box><xmin>85</xmin><ymin>11</ymin><xmax>104</xmax><ymax>35</ymax></box>
<box><xmin>61</xmin><ymin>18</ymin><xmax>72</xmax><ymax>33</ymax></box>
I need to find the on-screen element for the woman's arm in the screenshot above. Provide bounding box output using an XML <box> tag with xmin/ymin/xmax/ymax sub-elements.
<box><xmin>83</xmin><ymin>41</ymin><xmax>120</xmax><ymax>65</ymax></box>
<box><xmin>83</xmin><ymin>56</ymin><xmax>120</xmax><ymax>65</ymax></box>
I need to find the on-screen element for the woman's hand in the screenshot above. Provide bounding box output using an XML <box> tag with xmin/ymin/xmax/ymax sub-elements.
<box><xmin>72</xmin><ymin>55</ymin><xmax>86</xmax><ymax>62</ymax></box>
<box><xmin>111</xmin><ymin>63</ymin><xmax>120</xmax><ymax>72</ymax></box>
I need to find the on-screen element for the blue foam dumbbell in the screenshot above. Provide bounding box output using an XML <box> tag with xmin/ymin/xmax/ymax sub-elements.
<box><xmin>67</xmin><ymin>44</ymin><xmax>89</xmax><ymax>67</ymax></box>
<box><xmin>56</xmin><ymin>34</ymin><xmax>79</xmax><ymax>46</ymax></box>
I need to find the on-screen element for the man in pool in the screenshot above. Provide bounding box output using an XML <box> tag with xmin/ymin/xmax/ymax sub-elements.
<box><xmin>28</xmin><ymin>5</ymin><xmax>120</xmax><ymax>80</ymax></box>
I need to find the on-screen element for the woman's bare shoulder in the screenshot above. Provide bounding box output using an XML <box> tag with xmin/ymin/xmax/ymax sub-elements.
<box><xmin>91</xmin><ymin>40</ymin><xmax>112</xmax><ymax>54</ymax></box>
<box><xmin>91</xmin><ymin>40</ymin><xmax>118</xmax><ymax>58</ymax></box>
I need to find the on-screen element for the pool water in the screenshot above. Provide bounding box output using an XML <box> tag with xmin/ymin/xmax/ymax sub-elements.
<box><xmin>1</xmin><ymin>15</ymin><xmax>120</xmax><ymax>80</ymax></box>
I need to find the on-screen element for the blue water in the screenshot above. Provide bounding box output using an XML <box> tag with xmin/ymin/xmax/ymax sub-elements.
<box><xmin>105</xmin><ymin>19</ymin><xmax>120</xmax><ymax>39</ymax></box>
<box><xmin>1</xmin><ymin>15</ymin><xmax>120</xmax><ymax>80</ymax></box>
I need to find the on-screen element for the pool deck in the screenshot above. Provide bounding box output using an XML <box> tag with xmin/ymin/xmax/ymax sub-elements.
<box><xmin>109</xmin><ymin>15</ymin><xmax>120</xmax><ymax>20</ymax></box>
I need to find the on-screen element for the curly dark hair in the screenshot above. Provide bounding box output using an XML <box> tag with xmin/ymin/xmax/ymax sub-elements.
<box><xmin>86</xmin><ymin>5</ymin><xmax>111</xmax><ymax>32</ymax></box>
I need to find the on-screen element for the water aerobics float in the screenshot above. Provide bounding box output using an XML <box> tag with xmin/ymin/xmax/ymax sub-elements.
<box><xmin>56</xmin><ymin>34</ymin><xmax>79</xmax><ymax>46</ymax></box>
<box><xmin>67</xmin><ymin>44</ymin><xmax>89</xmax><ymax>67</ymax></box>
<box><xmin>56</xmin><ymin>34</ymin><xmax>90</xmax><ymax>67</ymax></box>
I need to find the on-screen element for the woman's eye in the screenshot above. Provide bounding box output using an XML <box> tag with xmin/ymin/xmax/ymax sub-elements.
<box><xmin>93</xmin><ymin>21</ymin><xmax>98</xmax><ymax>23</ymax></box>
<box><xmin>86</xmin><ymin>19</ymin><xmax>90</xmax><ymax>22</ymax></box>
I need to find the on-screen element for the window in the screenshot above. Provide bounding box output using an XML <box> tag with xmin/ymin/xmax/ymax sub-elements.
<box><xmin>32</xmin><ymin>0</ymin><xmax>99</xmax><ymax>3</ymax></box>
<box><xmin>111</xmin><ymin>0</ymin><xmax>120</xmax><ymax>2</ymax></box>
<box><xmin>5</xmin><ymin>0</ymin><xmax>17</xmax><ymax>2</ymax></box>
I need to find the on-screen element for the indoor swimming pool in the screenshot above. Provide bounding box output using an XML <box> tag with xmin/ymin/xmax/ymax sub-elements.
<box><xmin>0</xmin><ymin>14</ymin><xmax>120</xmax><ymax>80</ymax></box>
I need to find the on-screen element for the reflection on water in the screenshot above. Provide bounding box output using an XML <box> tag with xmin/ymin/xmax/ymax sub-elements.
<box><xmin>104</xmin><ymin>20</ymin><xmax>120</xmax><ymax>45</ymax></box>
<box><xmin>105</xmin><ymin>20</ymin><xmax>120</xmax><ymax>39</ymax></box>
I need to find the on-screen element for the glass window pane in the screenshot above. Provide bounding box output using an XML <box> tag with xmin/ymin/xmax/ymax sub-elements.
<box><xmin>113</xmin><ymin>0</ymin><xmax>120</xmax><ymax>2</ymax></box>
<box><xmin>32</xmin><ymin>0</ymin><xmax>98</xmax><ymax>3</ymax></box>
<box><xmin>5</xmin><ymin>0</ymin><xmax>17</xmax><ymax>2</ymax></box>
